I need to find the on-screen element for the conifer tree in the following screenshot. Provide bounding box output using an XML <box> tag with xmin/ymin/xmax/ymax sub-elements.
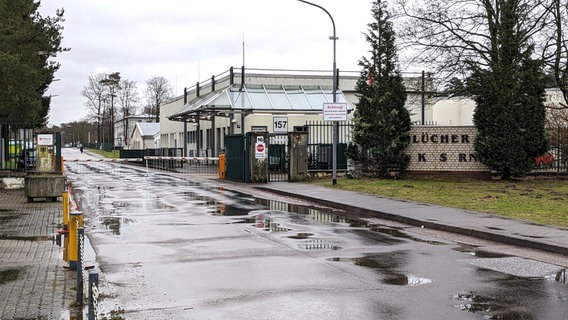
<box><xmin>0</xmin><ymin>0</ymin><xmax>66</xmax><ymax>124</ymax></box>
<box><xmin>468</xmin><ymin>1</ymin><xmax>548</xmax><ymax>179</ymax></box>
<box><xmin>349</xmin><ymin>0</ymin><xmax>410</xmax><ymax>178</ymax></box>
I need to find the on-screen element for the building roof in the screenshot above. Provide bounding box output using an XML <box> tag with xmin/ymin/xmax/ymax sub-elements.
<box><xmin>133</xmin><ymin>122</ymin><xmax>160</xmax><ymax>138</ymax></box>
<box><xmin>115</xmin><ymin>114</ymin><xmax>157</xmax><ymax>124</ymax></box>
<box><xmin>168</xmin><ymin>83</ymin><xmax>352</xmax><ymax>121</ymax></box>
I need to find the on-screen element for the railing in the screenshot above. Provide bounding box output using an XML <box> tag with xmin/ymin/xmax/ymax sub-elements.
<box><xmin>64</xmin><ymin>157</ymin><xmax>219</xmax><ymax>176</ymax></box>
<box><xmin>143</xmin><ymin>156</ymin><xmax>219</xmax><ymax>175</ymax></box>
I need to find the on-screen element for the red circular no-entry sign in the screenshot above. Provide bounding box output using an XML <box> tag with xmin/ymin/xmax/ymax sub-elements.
<box><xmin>256</xmin><ymin>143</ymin><xmax>265</xmax><ymax>152</ymax></box>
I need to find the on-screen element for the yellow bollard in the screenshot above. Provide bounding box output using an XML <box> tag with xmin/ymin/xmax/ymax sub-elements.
<box><xmin>68</xmin><ymin>211</ymin><xmax>83</xmax><ymax>270</ymax></box>
<box><xmin>60</xmin><ymin>188</ymin><xmax>70</xmax><ymax>261</ymax></box>
<box><xmin>62</xmin><ymin>189</ymin><xmax>69</xmax><ymax>227</ymax></box>
<box><xmin>219</xmin><ymin>154</ymin><xmax>226</xmax><ymax>179</ymax></box>
<box><xmin>63</xmin><ymin>180</ymin><xmax>73</xmax><ymax>262</ymax></box>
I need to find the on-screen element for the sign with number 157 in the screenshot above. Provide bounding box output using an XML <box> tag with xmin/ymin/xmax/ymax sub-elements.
<box><xmin>273</xmin><ymin>117</ymin><xmax>288</xmax><ymax>132</ymax></box>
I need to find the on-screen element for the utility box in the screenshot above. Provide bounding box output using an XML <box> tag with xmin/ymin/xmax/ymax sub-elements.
<box><xmin>24</xmin><ymin>133</ymin><xmax>64</xmax><ymax>201</ymax></box>
<box><xmin>36</xmin><ymin>133</ymin><xmax>56</xmax><ymax>173</ymax></box>
<box><xmin>288</xmin><ymin>131</ymin><xmax>308</xmax><ymax>182</ymax></box>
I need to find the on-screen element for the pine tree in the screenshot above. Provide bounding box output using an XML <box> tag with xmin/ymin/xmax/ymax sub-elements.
<box><xmin>0</xmin><ymin>0</ymin><xmax>66</xmax><ymax>124</ymax></box>
<box><xmin>468</xmin><ymin>1</ymin><xmax>548</xmax><ymax>179</ymax></box>
<box><xmin>349</xmin><ymin>0</ymin><xmax>411</xmax><ymax>178</ymax></box>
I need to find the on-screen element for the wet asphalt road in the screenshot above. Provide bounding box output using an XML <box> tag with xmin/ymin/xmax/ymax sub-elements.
<box><xmin>63</xmin><ymin>148</ymin><xmax>568</xmax><ymax>319</ymax></box>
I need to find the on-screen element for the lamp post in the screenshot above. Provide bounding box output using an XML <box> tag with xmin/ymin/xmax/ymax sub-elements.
<box><xmin>297</xmin><ymin>0</ymin><xmax>338</xmax><ymax>185</ymax></box>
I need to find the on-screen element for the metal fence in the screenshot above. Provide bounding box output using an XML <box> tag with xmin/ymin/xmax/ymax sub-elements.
<box><xmin>531</xmin><ymin>127</ymin><xmax>568</xmax><ymax>174</ymax></box>
<box><xmin>0</xmin><ymin>123</ymin><xmax>36</xmax><ymax>171</ymax></box>
<box><xmin>305</xmin><ymin>121</ymin><xmax>352</xmax><ymax>171</ymax></box>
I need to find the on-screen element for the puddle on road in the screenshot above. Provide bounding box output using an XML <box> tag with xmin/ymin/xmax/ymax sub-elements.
<box><xmin>369</xmin><ymin>225</ymin><xmax>445</xmax><ymax>245</ymax></box>
<box><xmin>0</xmin><ymin>267</ymin><xmax>23</xmax><ymax>285</ymax></box>
<box><xmin>99</xmin><ymin>216</ymin><xmax>134</xmax><ymax>235</ymax></box>
<box><xmin>0</xmin><ymin>214</ymin><xmax>17</xmax><ymax>224</ymax></box>
<box><xmin>546</xmin><ymin>269</ymin><xmax>567</xmax><ymax>284</ymax></box>
<box><xmin>328</xmin><ymin>251</ymin><xmax>432</xmax><ymax>286</ymax></box>
<box><xmin>452</xmin><ymin>292</ymin><xmax>499</xmax><ymax>314</ymax></box>
<box><xmin>288</xmin><ymin>232</ymin><xmax>314</xmax><ymax>239</ymax></box>
<box><xmin>74</xmin><ymin>171</ymin><xmax>435</xmax><ymax>251</ymax></box>
<box><xmin>452</xmin><ymin>291</ymin><xmax>537</xmax><ymax>319</ymax></box>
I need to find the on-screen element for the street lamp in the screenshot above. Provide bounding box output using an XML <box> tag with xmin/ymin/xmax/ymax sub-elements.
<box><xmin>297</xmin><ymin>0</ymin><xmax>339</xmax><ymax>185</ymax></box>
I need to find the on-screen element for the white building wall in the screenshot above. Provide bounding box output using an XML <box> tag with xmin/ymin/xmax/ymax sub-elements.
<box><xmin>432</xmin><ymin>98</ymin><xmax>476</xmax><ymax>126</ymax></box>
<box><xmin>160</xmin><ymin>96</ymin><xmax>185</xmax><ymax>149</ymax></box>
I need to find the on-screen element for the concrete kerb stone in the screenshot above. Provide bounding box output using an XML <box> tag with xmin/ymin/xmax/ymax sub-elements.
<box><xmin>1</xmin><ymin>177</ymin><xmax>25</xmax><ymax>190</ymax></box>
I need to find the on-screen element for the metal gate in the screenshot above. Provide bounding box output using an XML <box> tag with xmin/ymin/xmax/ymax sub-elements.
<box><xmin>225</xmin><ymin>134</ymin><xmax>248</xmax><ymax>182</ymax></box>
<box><xmin>268</xmin><ymin>134</ymin><xmax>288</xmax><ymax>182</ymax></box>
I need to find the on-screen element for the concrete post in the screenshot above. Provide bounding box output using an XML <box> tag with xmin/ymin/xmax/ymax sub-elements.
<box><xmin>288</xmin><ymin>132</ymin><xmax>309</xmax><ymax>182</ymax></box>
<box><xmin>249</xmin><ymin>132</ymin><xmax>268</xmax><ymax>183</ymax></box>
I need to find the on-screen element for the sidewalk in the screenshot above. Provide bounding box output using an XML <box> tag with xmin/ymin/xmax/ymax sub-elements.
<box><xmin>255</xmin><ymin>182</ymin><xmax>568</xmax><ymax>256</ymax></box>
<box><xmin>0</xmin><ymin>187</ymin><xmax>75</xmax><ymax>319</ymax></box>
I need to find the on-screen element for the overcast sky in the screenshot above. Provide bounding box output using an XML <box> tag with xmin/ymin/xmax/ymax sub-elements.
<box><xmin>39</xmin><ymin>0</ymin><xmax>375</xmax><ymax>126</ymax></box>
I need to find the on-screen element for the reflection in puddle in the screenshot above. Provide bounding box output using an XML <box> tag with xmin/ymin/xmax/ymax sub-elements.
<box><xmin>288</xmin><ymin>233</ymin><xmax>314</xmax><ymax>239</ymax></box>
<box><xmin>383</xmin><ymin>274</ymin><xmax>432</xmax><ymax>286</ymax></box>
<box><xmin>99</xmin><ymin>216</ymin><xmax>134</xmax><ymax>235</ymax></box>
<box><xmin>453</xmin><ymin>244</ymin><xmax>511</xmax><ymax>258</ymax></box>
<box><xmin>216</xmin><ymin>203</ymin><xmax>250</xmax><ymax>216</ymax></box>
<box><xmin>257</xmin><ymin>198</ymin><xmax>353</xmax><ymax>225</ymax></box>
<box><xmin>451</xmin><ymin>291</ymin><xmax>535</xmax><ymax>319</ymax></box>
<box><xmin>299</xmin><ymin>239</ymin><xmax>341</xmax><ymax>250</ymax></box>
<box><xmin>545</xmin><ymin>269</ymin><xmax>567</xmax><ymax>285</ymax></box>
<box><xmin>452</xmin><ymin>292</ymin><xmax>495</xmax><ymax>313</ymax></box>
<box><xmin>369</xmin><ymin>225</ymin><xmax>445</xmax><ymax>245</ymax></box>
<box><xmin>329</xmin><ymin>251</ymin><xmax>432</xmax><ymax>286</ymax></box>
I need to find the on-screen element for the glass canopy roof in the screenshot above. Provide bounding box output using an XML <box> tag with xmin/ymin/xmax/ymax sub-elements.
<box><xmin>168</xmin><ymin>83</ymin><xmax>352</xmax><ymax>121</ymax></box>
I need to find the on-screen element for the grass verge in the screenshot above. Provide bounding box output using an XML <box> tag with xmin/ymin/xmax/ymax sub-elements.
<box><xmin>310</xmin><ymin>177</ymin><xmax>568</xmax><ymax>229</ymax></box>
<box><xmin>89</xmin><ymin>149</ymin><xmax>120</xmax><ymax>158</ymax></box>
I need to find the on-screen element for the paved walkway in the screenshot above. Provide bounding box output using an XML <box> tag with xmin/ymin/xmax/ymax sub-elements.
<box><xmin>255</xmin><ymin>182</ymin><xmax>568</xmax><ymax>256</ymax></box>
<box><xmin>0</xmin><ymin>187</ymin><xmax>76</xmax><ymax>320</ymax></box>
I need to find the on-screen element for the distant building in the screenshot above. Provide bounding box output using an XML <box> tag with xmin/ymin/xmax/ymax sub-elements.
<box><xmin>114</xmin><ymin>114</ymin><xmax>156</xmax><ymax>148</ymax></box>
<box><xmin>159</xmin><ymin>67</ymin><xmax>433</xmax><ymax>157</ymax></box>
<box><xmin>130</xmin><ymin>122</ymin><xmax>160</xmax><ymax>149</ymax></box>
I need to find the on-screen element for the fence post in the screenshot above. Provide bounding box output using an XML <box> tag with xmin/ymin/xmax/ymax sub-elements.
<box><xmin>76</xmin><ymin>227</ymin><xmax>85</xmax><ymax>305</ymax></box>
<box><xmin>88</xmin><ymin>271</ymin><xmax>99</xmax><ymax>320</ymax></box>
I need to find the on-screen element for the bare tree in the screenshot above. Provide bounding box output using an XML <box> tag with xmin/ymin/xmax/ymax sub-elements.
<box><xmin>144</xmin><ymin>76</ymin><xmax>173</xmax><ymax>122</ymax></box>
<box><xmin>81</xmin><ymin>73</ymin><xmax>108</xmax><ymax>145</ymax></box>
<box><xmin>116</xmin><ymin>79</ymin><xmax>140</xmax><ymax>146</ymax></box>
<box><xmin>542</xmin><ymin>0</ymin><xmax>568</xmax><ymax>109</ymax></box>
<box><xmin>395</xmin><ymin>0</ymin><xmax>550</xmax><ymax>79</ymax></box>
<box><xmin>395</xmin><ymin>0</ymin><xmax>568</xmax><ymax>105</ymax></box>
<box><xmin>99</xmin><ymin>72</ymin><xmax>121</xmax><ymax>146</ymax></box>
